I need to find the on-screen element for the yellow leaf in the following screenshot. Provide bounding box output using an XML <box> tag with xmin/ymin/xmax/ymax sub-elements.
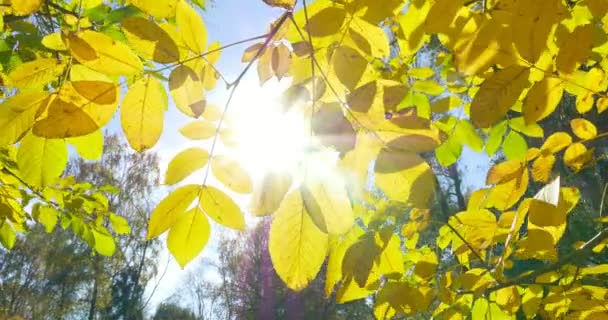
<box><xmin>597</xmin><ymin>96</ymin><xmax>608</xmax><ymax>114</ymax></box>
<box><xmin>164</xmin><ymin>148</ymin><xmax>209</xmax><ymax>185</ymax></box>
<box><xmin>269</xmin><ymin>190</ymin><xmax>328</xmax><ymax>291</ymax></box>
<box><xmin>167</xmin><ymin>207</ymin><xmax>210</xmax><ymax>268</ymax></box>
<box><xmin>17</xmin><ymin>133</ymin><xmax>68</xmax><ymax>187</ymax></box>
<box><xmin>471</xmin><ymin>66</ymin><xmax>531</xmax><ymax>128</ymax></box>
<box><xmin>413</xmin><ymin>80</ymin><xmax>444</xmax><ymax>95</ymax></box>
<box><xmin>374</xmin><ymin>149</ymin><xmax>435</xmax><ymax>208</ymax></box>
<box><xmin>65</xmin><ymin>30</ymin><xmax>143</xmax><ymax>76</ymax></box>
<box><xmin>512</xmin><ymin>0</ymin><xmax>565</xmax><ymax>64</ymax></box>
<box><xmin>556</xmin><ymin>24</ymin><xmax>594</xmax><ymax>74</ymax></box>
<box><xmin>348</xmin><ymin>16</ymin><xmax>390</xmax><ymax>58</ymax></box>
<box><xmin>332</xmin><ymin>45</ymin><xmax>369</xmax><ymax>91</ymax></box>
<box><xmin>67</xmin><ymin>130</ymin><xmax>104</xmax><ymax>161</ymax></box>
<box><xmin>581</xmin><ymin>264</ymin><xmax>608</xmax><ymax>275</ymax></box>
<box><xmin>271</xmin><ymin>43</ymin><xmax>291</xmax><ymax>80</ymax></box>
<box><xmin>210</xmin><ymin>155</ymin><xmax>252</xmax><ymax>194</ymax></box>
<box><xmin>522</xmin><ymin>285</ymin><xmax>543</xmax><ymax>318</ymax></box>
<box><xmin>486</xmin><ymin>160</ymin><xmax>524</xmax><ymax>185</ymax></box>
<box><xmin>147</xmin><ymin>185</ymin><xmax>200</xmax><ymax>239</ymax></box>
<box><xmin>578</xmin><ymin>93</ymin><xmax>596</xmax><ymax>114</ymax></box>
<box><xmin>487</xmin><ymin>169</ymin><xmax>529</xmax><ymax>211</ymax></box>
<box><xmin>541</xmin><ymin>132</ymin><xmax>572</xmax><ymax>155</ymax></box>
<box><xmin>0</xmin><ymin>91</ymin><xmax>50</xmax><ymax>146</ymax></box>
<box><xmin>122</xmin><ymin>17</ymin><xmax>180</xmax><ymax>63</ymax></box>
<box><xmin>176</xmin><ymin>0</ymin><xmax>208</xmax><ymax>54</ymax></box>
<box><xmin>431</xmin><ymin>96</ymin><xmax>462</xmax><ymax>113</ymax></box>
<box><xmin>92</xmin><ymin>229</ymin><xmax>116</xmax><ymax>256</ymax></box>
<box><xmin>199</xmin><ymin>186</ymin><xmax>245</xmax><ymax>230</ymax></box>
<box><xmin>408</xmin><ymin>67</ymin><xmax>435</xmax><ymax>79</ymax></box>
<box><xmin>130</xmin><ymin>0</ymin><xmax>177</xmax><ymax>18</ymax></box>
<box><xmin>326</xmin><ymin>227</ymin><xmax>365</xmax><ymax>297</ymax></box>
<box><xmin>121</xmin><ymin>75</ymin><xmax>167</xmax><ymax>152</ymax></box>
<box><xmin>397</xmin><ymin>0</ymin><xmax>431</xmax><ymax>57</ymax></box>
<box><xmin>450</xmin><ymin>209</ymin><xmax>497</xmax><ymax>251</ymax></box>
<box><xmin>508</xmin><ymin>117</ymin><xmax>544</xmax><ymax>138</ymax></box>
<box><xmin>312</xmin><ymin>102</ymin><xmax>356</xmax><ymax>154</ymax></box>
<box><xmin>570</xmin><ymin>118</ymin><xmax>597</xmax><ymax>140</ymax></box>
<box><xmin>301</xmin><ymin>176</ymin><xmax>354</xmax><ymax>235</ymax></box>
<box><xmin>522</xmin><ymin>77</ymin><xmax>564</xmax><ymax>124</ymax></box>
<box><xmin>11</xmin><ymin>0</ymin><xmax>42</xmax><ymax>15</ymax></box>
<box><xmin>249</xmin><ymin>171</ymin><xmax>292</xmax><ymax>216</ymax></box>
<box><xmin>257</xmin><ymin>49</ymin><xmax>273</xmax><ymax>85</ymax></box>
<box><xmin>169</xmin><ymin>65</ymin><xmax>206</xmax><ymax>118</ymax></box>
<box><xmin>34</xmin><ymin>81</ymin><xmax>119</xmax><ymax>138</ymax></box>
<box><xmin>564</xmin><ymin>143</ymin><xmax>592</xmax><ymax>172</ymax></box>
<box><xmin>179</xmin><ymin>120</ymin><xmax>216</xmax><ymax>140</ymax></box>
<box><xmin>7</xmin><ymin>58</ymin><xmax>65</xmax><ymax>89</ymax></box>
<box><xmin>42</xmin><ymin>33</ymin><xmax>68</xmax><ymax>51</ymax></box>
<box><xmin>242</xmin><ymin>43</ymin><xmax>264</xmax><ymax>62</ymax></box>
<box><xmin>262</xmin><ymin>0</ymin><xmax>295</xmax><ymax>9</ymax></box>
<box><xmin>202</xmin><ymin>104</ymin><xmax>222</xmax><ymax>121</ymax></box>
<box><xmin>532</xmin><ymin>154</ymin><xmax>556</xmax><ymax>183</ymax></box>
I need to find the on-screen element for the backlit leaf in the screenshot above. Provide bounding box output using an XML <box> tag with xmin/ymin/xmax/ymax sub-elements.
<box><xmin>470</xmin><ymin>66</ymin><xmax>530</xmax><ymax>128</ymax></box>
<box><xmin>121</xmin><ymin>75</ymin><xmax>167</xmax><ymax>152</ymax></box>
<box><xmin>17</xmin><ymin>133</ymin><xmax>68</xmax><ymax>187</ymax></box>
<box><xmin>147</xmin><ymin>185</ymin><xmax>200</xmax><ymax>240</ymax></box>
<box><xmin>66</xmin><ymin>30</ymin><xmax>143</xmax><ymax>76</ymax></box>
<box><xmin>250</xmin><ymin>171</ymin><xmax>292</xmax><ymax>217</ymax></box>
<box><xmin>179</xmin><ymin>120</ymin><xmax>216</xmax><ymax>140</ymax></box>
<box><xmin>167</xmin><ymin>207</ymin><xmax>210</xmax><ymax>268</ymax></box>
<box><xmin>169</xmin><ymin>65</ymin><xmax>206</xmax><ymax>118</ymax></box>
<box><xmin>199</xmin><ymin>186</ymin><xmax>245</xmax><ymax>230</ymax></box>
<box><xmin>67</xmin><ymin>130</ymin><xmax>104</xmax><ymax>161</ymax></box>
<box><xmin>522</xmin><ymin>77</ymin><xmax>564</xmax><ymax>124</ymax></box>
<box><xmin>269</xmin><ymin>190</ymin><xmax>329</xmax><ymax>291</ymax></box>
<box><xmin>210</xmin><ymin>155</ymin><xmax>252</xmax><ymax>194</ymax></box>
<box><xmin>570</xmin><ymin>118</ymin><xmax>597</xmax><ymax>140</ymax></box>
<box><xmin>165</xmin><ymin>148</ymin><xmax>209</xmax><ymax>185</ymax></box>
<box><xmin>122</xmin><ymin>16</ymin><xmax>180</xmax><ymax>63</ymax></box>
<box><xmin>7</xmin><ymin>58</ymin><xmax>65</xmax><ymax>89</ymax></box>
<box><xmin>176</xmin><ymin>0</ymin><xmax>208</xmax><ymax>54</ymax></box>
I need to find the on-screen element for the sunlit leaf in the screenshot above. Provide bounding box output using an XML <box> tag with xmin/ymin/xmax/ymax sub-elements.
<box><xmin>167</xmin><ymin>207</ymin><xmax>210</xmax><ymax>268</ymax></box>
<box><xmin>210</xmin><ymin>155</ymin><xmax>252</xmax><ymax>194</ymax></box>
<box><xmin>121</xmin><ymin>75</ymin><xmax>167</xmax><ymax>152</ymax></box>
<box><xmin>17</xmin><ymin>133</ymin><xmax>68</xmax><ymax>187</ymax></box>
<box><xmin>199</xmin><ymin>186</ymin><xmax>245</xmax><ymax>230</ymax></box>
<box><xmin>147</xmin><ymin>185</ymin><xmax>200</xmax><ymax>240</ymax></box>
<box><xmin>269</xmin><ymin>190</ymin><xmax>328</xmax><ymax>291</ymax></box>
<box><xmin>165</xmin><ymin>148</ymin><xmax>209</xmax><ymax>185</ymax></box>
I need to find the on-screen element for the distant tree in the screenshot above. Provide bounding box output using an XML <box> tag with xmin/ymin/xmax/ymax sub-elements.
<box><xmin>152</xmin><ymin>302</ymin><xmax>197</xmax><ymax>320</ymax></box>
<box><xmin>0</xmin><ymin>134</ymin><xmax>161</xmax><ymax>319</ymax></box>
<box><xmin>177</xmin><ymin>220</ymin><xmax>373</xmax><ymax>320</ymax></box>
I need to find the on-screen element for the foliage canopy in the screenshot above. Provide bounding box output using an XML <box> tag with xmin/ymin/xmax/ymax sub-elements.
<box><xmin>2</xmin><ymin>0</ymin><xmax>608</xmax><ymax>319</ymax></box>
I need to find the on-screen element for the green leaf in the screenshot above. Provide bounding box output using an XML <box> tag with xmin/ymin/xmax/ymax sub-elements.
<box><xmin>503</xmin><ymin>130</ymin><xmax>528</xmax><ymax>161</ymax></box>
<box><xmin>0</xmin><ymin>220</ymin><xmax>16</xmax><ymax>249</ymax></box>
<box><xmin>34</xmin><ymin>204</ymin><xmax>59</xmax><ymax>233</ymax></box>
<box><xmin>109</xmin><ymin>213</ymin><xmax>131</xmax><ymax>235</ymax></box>
<box><xmin>455</xmin><ymin>121</ymin><xmax>483</xmax><ymax>152</ymax></box>
<box><xmin>167</xmin><ymin>207</ymin><xmax>211</xmax><ymax>268</ymax></box>
<box><xmin>436</xmin><ymin>136</ymin><xmax>462</xmax><ymax>166</ymax></box>
<box><xmin>486</xmin><ymin>121</ymin><xmax>508</xmax><ymax>156</ymax></box>
<box><xmin>147</xmin><ymin>185</ymin><xmax>200</xmax><ymax>239</ymax></box>
<box><xmin>92</xmin><ymin>228</ymin><xmax>116</xmax><ymax>256</ymax></box>
<box><xmin>412</xmin><ymin>80</ymin><xmax>444</xmax><ymax>96</ymax></box>
<box><xmin>509</xmin><ymin>117</ymin><xmax>544</xmax><ymax>138</ymax></box>
<box><xmin>164</xmin><ymin>148</ymin><xmax>209</xmax><ymax>185</ymax></box>
<box><xmin>17</xmin><ymin>133</ymin><xmax>68</xmax><ymax>187</ymax></box>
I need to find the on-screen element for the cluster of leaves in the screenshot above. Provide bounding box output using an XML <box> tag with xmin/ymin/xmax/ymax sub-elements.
<box><xmin>3</xmin><ymin>0</ymin><xmax>608</xmax><ymax>319</ymax></box>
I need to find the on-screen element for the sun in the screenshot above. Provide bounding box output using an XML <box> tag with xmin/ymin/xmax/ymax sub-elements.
<box><xmin>225</xmin><ymin>81</ymin><xmax>312</xmax><ymax>182</ymax></box>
